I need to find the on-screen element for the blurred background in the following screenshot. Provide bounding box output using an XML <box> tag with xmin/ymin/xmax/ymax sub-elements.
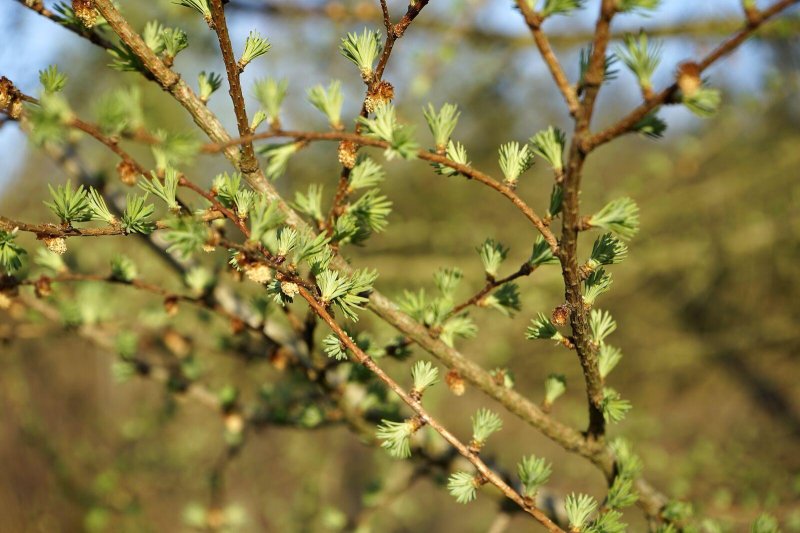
<box><xmin>1</xmin><ymin>0</ymin><xmax>799</xmax><ymax>531</ymax></box>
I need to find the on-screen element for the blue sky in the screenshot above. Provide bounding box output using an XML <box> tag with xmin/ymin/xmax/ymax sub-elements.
<box><xmin>0</xmin><ymin>0</ymin><xmax>792</xmax><ymax>190</ymax></box>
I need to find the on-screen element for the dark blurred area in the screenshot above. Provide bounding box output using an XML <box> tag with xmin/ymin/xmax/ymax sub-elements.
<box><xmin>1</xmin><ymin>1</ymin><xmax>799</xmax><ymax>531</ymax></box>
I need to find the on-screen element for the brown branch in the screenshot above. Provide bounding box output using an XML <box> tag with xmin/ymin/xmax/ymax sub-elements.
<box><xmin>8</xmin><ymin>90</ymin><xmax>147</xmax><ymax>175</ymax></box>
<box><xmin>324</xmin><ymin>0</ymin><xmax>431</xmax><ymax>232</ymax></box>
<box><xmin>204</xmin><ymin>129</ymin><xmax>560</xmax><ymax>252</ymax></box>
<box><xmin>16</xmin><ymin>0</ymin><xmax>683</xmax><ymax>519</ymax></box>
<box><xmin>514</xmin><ymin>1</ymin><xmax>580</xmax><ymax>116</ymax></box>
<box><xmin>585</xmin><ymin>0</ymin><xmax>800</xmax><ymax>151</ymax></box>
<box><xmin>448</xmin><ymin>262</ymin><xmax>535</xmax><ymax>318</ymax></box>
<box><xmin>0</xmin><ymin>212</ymin><xmax>223</xmax><ymax>239</ymax></box>
<box><xmin>297</xmin><ymin>286</ymin><xmax>564</xmax><ymax>532</ymax></box>
<box><xmin>91</xmin><ymin>0</ymin><xmax>277</xmax><ymax>197</ymax></box>
<box><xmin>555</xmin><ymin>0</ymin><xmax>620</xmax><ymax>443</ymax></box>
<box><xmin>208</xmin><ymin>0</ymin><xmax>261</xmax><ymax>176</ymax></box>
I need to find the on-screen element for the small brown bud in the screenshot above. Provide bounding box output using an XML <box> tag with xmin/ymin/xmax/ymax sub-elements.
<box><xmin>365</xmin><ymin>81</ymin><xmax>395</xmax><ymax>113</ymax></box>
<box><xmin>163</xmin><ymin>295</ymin><xmax>179</xmax><ymax>317</ymax></box>
<box><xmin>230</xmin><ymin>317</ymin><xmax>246</xmax><ymax>335</ymax></box>
<box><xmin>270</xmin><ymin>347</ymin><xmax>290</xmax><ymax>371</ymax></box>
<box><xmin>72</xmin><ymin>0</ymin><xmax>98</xmax><ymax>28</ymax></box>
<box><xmin>163</xmin><ymin>328</ymin><xmax>191</xmax><ymax>358</ymax></box>
<box><xmin>677</xmin><ymin>62</ymin><xmax>702</xmax><ymax>98</ymax></box>
<box><xmin>43</xmin><ymin>237</ymin><xmax>67</xmax><ymax>255</ymax></box>
<box><xmin>34</xmin><ymin>277</ymin><xmax>52</xmax><ymax>298</ymax></box>
<box><xmin>551</xmin><ymin>304</ymin><xmax>569</xmax><ymax>327</ymax></box>
<box><xmin>116</xmin><ymin>159</ymin><xmax>138</xmax><ymax>186</ymax></box>
<box><xmin>337</xmin><ymin>140</ymin><xmax>358</xmax><ymax>169</ymax></box>
<box><xmin>445</xmin><ymin>369</ymin><xmax>466</xmax><ymax>396</ymax></box>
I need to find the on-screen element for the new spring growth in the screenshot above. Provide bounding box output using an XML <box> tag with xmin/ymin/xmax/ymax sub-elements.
<box><xmin>238</xmin><ymin>31</ymin><xmax>271</xmax><ymax>71</ymax></box>
<box><xmin>529</xmin><ymin>235</ymin><xmax>558</xmax><ymax>267</ymax></box>
<box><xmin>87</xmin><ymin>187</ymin><xmax>117</xmax><ymax>225</ymax></box>
<box><xmin>530</xmin><ymin>127</ymin><xmax>566</xmax><ymax>177</ymax></box>
<box><xmin>410</xmin><ymin>360</ymin><xmax>439</xmax><ymax>400</ymax></box>
<box><xmin>422</xmin><ymin>103</ymin><xmax>460</xmax><ymax>153</ymax></box>
<box><xmin>548</xmin><ymin>185</ymin><xmax>564</xmax><ymax>220</ymax></box>
<box><xmin>447</xmin><ymin>471</ymin><xmax>482</xmax><ymax>504</ymax></box>
<box><xmin>197</xmin><ymin>71</ymin><xmax>222</xmax><ymax>104</ymax></box>
<box><xmin>248</xmin><ymin>194</ymin><xmax>284</xmax><ymax>243</ymax></box>
<box><xmin>469</xmin><ymin>408</ymin><xmax>502</xmax><ymax>452</ymax></box>
<box><xmin>589</xmin><ymin>309</ymin><xmax>617</xmax><ymax>345</ymax></box>
<box><xmin>578</xmin><ymin>45</ymin><xmax>618</xmax><ymax>87</ymax></box>
<box><xmin>45</xmin><ymin>180</ymin><xmax>92</xmax><ymax>224</ymax></box>
<box><xmin>253</xmin><ymin>78</ymin><xmax>287</xmax><ymax>129</ymax></box>
<box><xmin>583</xmin><ymin>267</ymin><xmax>612</xmax><ymax>306</ymax></box>
<box><xmin>587</xmin><ymin>197</ymin><xmax>640</xmax><ymax>240</ymax></box>
<box><xmin>34</xmin><ymin>248</ymin><xmax>66</xmax><ymax>275</ymax></box>
<box><xmin>307</xmin><ymin>80</ymin><xmax>344</xmax><ymax>130</ymax></box>
<box><xmin>315</xmin><ymin>268</ymin><xmax>377</xmax><ymax>321</ymax></box>
<box><xmin>432</xmin><ymin>141</ymin><xmax>469</xmax><ymax>176</ymax></box>
<box><xmin>322</xmin><ymin>333</ymin><xmax>348</xmax><ymax>361</ymax></box>
<box><xmin>617</xmin><ymin>30</ymin><xmax>662</xmax><ymax>97</ymax></box>
<box><xmin>677</xmin><ymin>64</ymin><xmax>722</xmax><ymax>118</ymax></box>
<box><xmin>517</xmin><ymin>455</ymin><xmax>552</xmax><ymax>499</ymax></box>
<box><xmin>258</xmin><ymin>142</ymin><xmax>302</xmax><ymax>180</ymax></box>
<box><xmin>477</xmin><ymin>238</ymin><xmax>508</xmax><ymax>278</ymax></box>
<box><xmin>610</xmin><ymin>437</ymin><xmax>643</xmax><ymax>479</ymax></box>
<box><xmin>633</xmin><ymin>111</ymin><xmax>667</xmax><ymax>139</ymax></box>
<box><xmin>543</xmin><ymin>374</ymin><xmax>567</xmax><ymax>409</ymax></box>
<box><xmin>584</xmin><ymin>233</ymin><xmax>628</xmax><ymax>275</ymax></box>
<box><xmin>111</xmin><ymin>255</ymin><xmax>138</xmax><ymax>282</ymax></box>
<box><xmin>0</xmin><ymin>230</ymin><xmax>26</xmax><ymax>273</ymax></box>
<box><xmin>526</xmin><ymin>313</ymin><xmax>570</xmax><ymax>347</ymax></box>
<box><xmin>293</xmin><ymin>184</ymin><xmax>324</xmax><ymax>223</ymax></box>
<box><xmin>164</xmin><ymin>217</ymin><xmax>209</xmax><ymax>259</ymax></box>
<box><xmin>348</xmin><ymin>157</ymin><xmax>385</xmax><ymax>192</ymax></box>
<box><xmin>174</xmin><ymin>0</ymin><xmax>213</xmax><ymax>26</ymax></box>
<box><xmin>340</xmin><ymin>28</ymin><xmax>382</xmax><ymax>81</ymax></box>
<box><xmin>121</xmin><ymin>193</ymin><xmax>155</xmax><ymax>234</ymax></box>
<box><xmin>598</xmin><ymin>344</ymin><xmax>623</xmax><ymax>378</ymax></box>
<box><xmin>151</xmin><ymin>130</ymin><xmax>201</xmax><ymax>171</ymax></box>
<box><xmin>39</xmin><ymin>65</ymin><xmax>67</xmax><ymax>94</ymax></box>
<box><xmin>565</xmin><ymin>493</ymin><xmax>598</xmax><ymax>532</ymax></box>
<box><xmin>376</xmin><ymin>417</ymin><xmax>424</xmax><ymax>458</ymax></box>
<box><xmin>185</xmin><ymin>267</ymin><xmax>215</xmax><ymax>296</ymax></box>
<box><xmin>481</xmin><ymin>283</ymin><xmax>521</xmax><ymax>317</ymax></box>
<box><xmin>588</xmin><ymin>510</ymin><xmax>627</xmax><ymax>532</ymax></box>
<box><xmin>536</xmin><ymin>0</ymin><xmax>587</xmax><ymax>18</ymax></box>
<box><xmin>601</xmin><ymin>387</ymin><xmax>632</xmax><ymax>423</ymax></box>
<box><xmin>160</xmin><ymin>27</ymin><xmax>189</xmax><ymax>65</ymax></box>
<box><xmin>498</xmin><ymin>141</ymin><xmax>533</xmax><ymax>188</ymax></box>
<box><xmin>139</xmin><ymin>166</ymin><xmax>181</xmax><ymax>213</ymax></box>
<box><xmin>607</xmin><ymin>476</ymin><xmax>639</xmax><ymax>509</ymax></box>
<box><xmin>358</xmin><ymin>103</ymin><xmax>419</xmax><ymax>160</ymax></box>
<box><xmin>752</xmin><ymin>514</ymin><xmax>781</xmax><ymax>533</ymax></box>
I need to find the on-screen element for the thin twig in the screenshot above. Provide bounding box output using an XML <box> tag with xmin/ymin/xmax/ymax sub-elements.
<box><xmin>585</xmin><ymin>0</ymin><xmax>800</xmax><ymax>151</ymax></box>
<box><xmin>297</xmin><ymin>286</ymin><xmax>564</xmax><ymax>532</ymax></box>
<box><xmin>204</xmin><ymin>128</ymin><xmax>559</xmax><ymax>252</ymax></box>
